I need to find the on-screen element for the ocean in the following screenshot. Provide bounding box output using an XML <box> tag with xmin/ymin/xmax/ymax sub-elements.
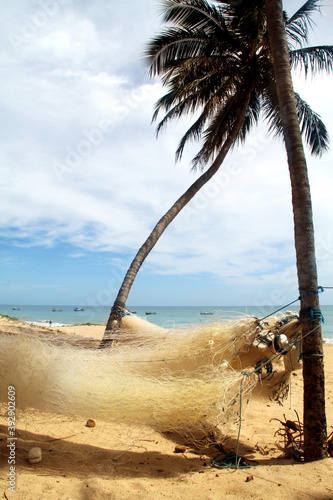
<box><xmin>1</xmin><ymin>303</ymin><xmax>333</xmax><ymax>344</ymax></box>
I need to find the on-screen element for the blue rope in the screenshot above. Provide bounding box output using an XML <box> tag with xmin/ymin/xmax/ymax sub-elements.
<box><xmin>210</xmin><ymin>451</ymin><xmax>259</xmax><ymax>470</ymax></box>
<box><xmin>299</xmin><ymin>307</ymin><xmax>324</xmax><ymax>323</ymax></box>
<box><xmin>301</xmin><ymin>353</ymin><xmax>324</xmax><ymax>358</ymax></box>
<box><xmin>258</xmin><ymin>286</ymin><xmax>328</xmax><ymax>323</ymax></box>
<box><xmin>111</xmin><ymin>300</ymin><xmax>128</xmax><ymax>318</ymax></box>
<box><xmin>299</xmin><ymin>286</ymin><xmax>324</xmax><ymax>295</ymax></box>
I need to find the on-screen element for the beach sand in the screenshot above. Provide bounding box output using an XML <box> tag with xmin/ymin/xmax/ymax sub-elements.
<box><xmin>0</xmin><ymin>316</ymin><xmax>332</xmax><ymax>500</ymax></box>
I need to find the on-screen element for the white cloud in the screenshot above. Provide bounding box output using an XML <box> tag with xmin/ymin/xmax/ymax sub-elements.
<box><xmin>1</xmin><ymin>0</ymin><xmax>332</xmax><ymax>303</ymax></box>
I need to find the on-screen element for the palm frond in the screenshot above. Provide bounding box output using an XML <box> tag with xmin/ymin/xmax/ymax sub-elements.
<box><xmin>290</xmin><ymin>45</ymin><xmax>333</xmax><ymax>75</ymax></box>
<box><xmin>147</xmin><ymin>28</ymin><xmax>211</xmax><ymax>76</ymax></box>
<box><xmin>153</xmin><ymin>57</ymin><xmax>240</xmax><ymax>120</ymax></box>
<box><xmin>161</xmin><ymin>0</ymin><xmax>225</xmax><ymax>33</ymax></box>
<box><xmin>228</xmin><ymin>0</ymin><xmax>267</xmax><ymax>42</ymax></box>
<box><xmin>235</xmin><ymin>90</ymin><xmax>261</xmax><ymax>144</ymax></box>
<box><xmin>174</xmin><ymin>72</ymin><xmax>241</xmax><ymax>159</ymax></box>
<box><xmin>175</xmin><ymin>104</ymin><xmax>212</xmax><ymax>161</ymax></box>
<box><xmin>153</xmin><ymin>94</ymin><xmax>198</xmax><ymax>135</ymax></box>
<box><xmin>263</xmin><ymin>89</ymin><xmax>330</xmax><ymax>156</ymax></box>
<box><xmin>152</xmin><ymin>90</ymin><xmax>179</xmax><ymax>122</ymax></box>
<box><xmin>295</xmin><ymin>92</ymin><xmax>330</xmax><ymax>156</ymax></box>
<box><xmin>191</xmin><ymin>83</ymin><xmax>253</xmax><ymax>170</ymax></box>
<box><xmin>285</xmin><ymin>0</ymin><xmax>321</xmax><ymax>46</ymax></box>
<box><xmin>152</xmin><ymin>75</ymin><xmax>222</xmax><ymax>134</ymax></box>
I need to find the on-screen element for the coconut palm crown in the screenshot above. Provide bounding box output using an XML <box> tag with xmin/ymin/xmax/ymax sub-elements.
<box><xmin>147</xmin><ymin>0</ymin><xmax>332</xmax><ymax>168</ymax></box>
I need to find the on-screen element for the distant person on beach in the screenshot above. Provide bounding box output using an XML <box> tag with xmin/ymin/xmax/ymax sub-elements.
<box><xmin>49</xmin><ymin>320</ymin><xmax>52</xmax><ymax>327</ymax></box>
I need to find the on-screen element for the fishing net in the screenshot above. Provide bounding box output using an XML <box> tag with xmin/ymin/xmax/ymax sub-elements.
<box><xmin>0</xmin><ymin>312</ymin><xmax>302</xmax><ymax>468</ymax></box>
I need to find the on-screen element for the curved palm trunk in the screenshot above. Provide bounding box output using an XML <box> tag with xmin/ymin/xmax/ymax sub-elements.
<box><xmin>265</xmin><ymin>0</ymin><xmax>327</xmax><ymax>460</ymax></box>
<box><xmin>100</xmin><ymin>91</ymin><xmax>252</xmax><ymax>346</ymax></box>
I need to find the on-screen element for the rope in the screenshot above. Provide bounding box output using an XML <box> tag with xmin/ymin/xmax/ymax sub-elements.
<box><xmin>300</xmin><ymin>353</ymin><xmax>324</xmax><ymax>359</ymax></box>
<box><xmin>299</xmin><ymin>307</ymin><xmax>324</xmax><ymax>323</ymax></box>
<box><xmin>299</xmin><ymin>285</ymin><xmax>324</xmax><ymax>295</ymax></box>
<box><xmin>210</xmin><ymin>451</ymin><xmax>259</xmax><ymax>470</ymax></box>
<box><xmin>111</xmin><ymin>300</ymin><xmax>128</xmax><ymax>318</ymax></box>
<box><xmin>257</xmin><ymin>285</ymin><xmax>331</xmax><ymax>324</ymax></box>
<box><xmin>258</xmin><ymin>297</ymin><xmax>301</xmax><ymax>322</ymax></box>
<box><xmin>235</xmin><ymin>378</ymin><xmax>243</xmax><ymax>468</ymax></box>
<box><xmin>301</xmin><ymin>352</ymin><xmax>324</xmax><ymax>358</ymax></box>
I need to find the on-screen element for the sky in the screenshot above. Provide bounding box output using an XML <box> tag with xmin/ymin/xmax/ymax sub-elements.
<box><xmin>0</xmin><ymin>0</ymin><xmax>332</xmax><ymax>308</ymax></box>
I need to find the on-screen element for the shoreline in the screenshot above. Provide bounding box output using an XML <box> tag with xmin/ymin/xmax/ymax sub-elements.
<box><xmin>2</xmin><ymin>312</ymin><xmax>333</xmax><ymax>344</ymax></box>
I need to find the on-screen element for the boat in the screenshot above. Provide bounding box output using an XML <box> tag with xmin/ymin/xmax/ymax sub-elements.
<box><xmin>52</xmin><ymin>308</ymin><xmax>62</xmax><ymax>312</ymax></box>
<box><xmin>12</xmin><ymin>307</ymin><xmax>20</xmax><ymax>310</ymax></box>
<box><xmin>200</xmin><ymin>312</ymin><xmax>214</xmax><ymax>315</ymax></box>
<box><xmin>74</xmin><ymin>308</ymin><xmax>85</xmax><ymax>312</ymax></box>
<box><xmin>145</xmin><ymin>312</ymin><xmax>156</xmax><ymax>315</ymax></box>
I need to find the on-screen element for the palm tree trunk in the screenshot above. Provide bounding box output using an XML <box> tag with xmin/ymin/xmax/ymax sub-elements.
<box><xmin>265</xmin><ymin>0</ymin><xmax>327</xmax><ymax>461</ymax></box>
<box><xmin>100</xmin><ymin>90</ymin><xmax>253</xmax><ymax>347</ymax></box>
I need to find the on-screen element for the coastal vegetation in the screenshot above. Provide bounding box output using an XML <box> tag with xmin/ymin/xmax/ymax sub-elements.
<box><xmin>0</xmin><ymin>314</ymin><xmax>18</xmax><ymax>321</ymax></box>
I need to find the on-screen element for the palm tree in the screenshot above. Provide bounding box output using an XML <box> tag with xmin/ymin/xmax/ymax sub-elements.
<box><xmin>265</xmin><ymin>0</ymin><xmax>328</xmax><ymax>461</ymax></box>
<box><xmin>101</xmin><ymin>0</ymin><xmax>332</xmax><ymax>345</ymax></box>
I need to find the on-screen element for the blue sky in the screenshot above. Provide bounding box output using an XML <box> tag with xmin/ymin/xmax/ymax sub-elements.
<box><xmin>1</xmin><ymin>0</ymin><xmax>333</xmax><ymax>307</ymax></box>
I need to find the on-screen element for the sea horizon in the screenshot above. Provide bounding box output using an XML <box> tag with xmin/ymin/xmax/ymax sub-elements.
<box><xmin>1</xmin><ymin>303</ymin><xmax>333</xmax><ymax>344</ymax></box>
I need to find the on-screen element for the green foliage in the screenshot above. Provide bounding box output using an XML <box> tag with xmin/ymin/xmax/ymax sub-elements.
<box><xmin>0</xmin><ymin>314</ymin><xmax>18</xmax><ymax>321</ymax></box>
<box><xmin>146</xmin><ymin>0</ymin><xmax>332</xmax><ymax>169</ymax></box>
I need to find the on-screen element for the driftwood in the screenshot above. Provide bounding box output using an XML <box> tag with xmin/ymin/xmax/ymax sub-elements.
<box><xmin>272</xmin><ymin>411</ymin><xmax>333</xmax><ymax>460</ymax></box>
<box><xmin>271</xmin><ymin>410</ymin><xmax>304</xmax><ymax>460</ymax></box>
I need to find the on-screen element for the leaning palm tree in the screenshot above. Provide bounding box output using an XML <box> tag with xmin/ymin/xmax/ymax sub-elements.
<box><xmin>101</xmin><ymin>0</ymin><xmax>332</xmax><ymax>345</ymax></box>
<box><xmin>265</xmin><ymin>0</ymin><xmax>328</xmax><ymax>461</ymax></box>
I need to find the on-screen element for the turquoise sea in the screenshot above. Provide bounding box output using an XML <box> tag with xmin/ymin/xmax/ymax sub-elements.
<box><xmin>1</xmin><ymin>303</ymin><xmax>333</xmax><ymax>344</ymax></box>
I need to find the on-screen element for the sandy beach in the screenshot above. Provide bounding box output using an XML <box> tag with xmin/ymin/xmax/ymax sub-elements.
<box><xmin>0</xmin><ymin>315</ymin><xmax>332</xmax><ymax>500</ymax></box>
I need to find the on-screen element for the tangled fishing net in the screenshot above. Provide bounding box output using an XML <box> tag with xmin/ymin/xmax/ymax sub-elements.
<box><xmin>0</xmin><ymin>312</ymin><xmax>302</xmax><ymax>434</ymax></box>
